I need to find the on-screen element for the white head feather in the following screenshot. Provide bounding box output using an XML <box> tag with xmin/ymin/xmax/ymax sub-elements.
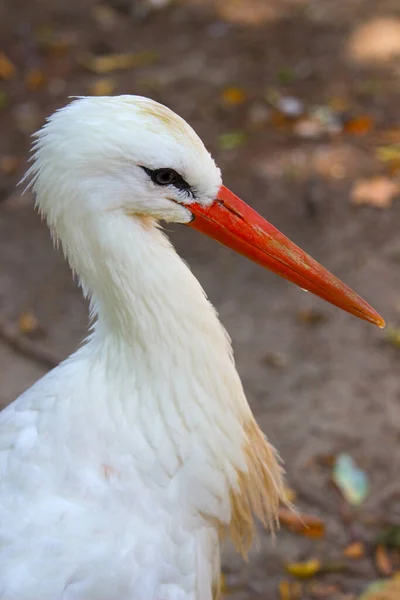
<box><xmin>29</xmin><ymin>95</ymin><xmax>221</xmax><ymax>229</ymax></box>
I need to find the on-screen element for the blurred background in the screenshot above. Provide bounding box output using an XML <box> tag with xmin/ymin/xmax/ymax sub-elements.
<box><xmin>1</xmin><ymin>0</ymin><xmax>400</xmax><ymax>598</ymax></box>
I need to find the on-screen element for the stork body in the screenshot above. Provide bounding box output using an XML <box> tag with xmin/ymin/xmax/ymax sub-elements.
<box><xmin>0</xmin><ymin>97</ymin><xmax>383</xmax><ymax>600</ymax></box>
<box><xmin>1</xmin><ymin>217</ymin><xmax>277</xmax><ymax>600</ymax></box>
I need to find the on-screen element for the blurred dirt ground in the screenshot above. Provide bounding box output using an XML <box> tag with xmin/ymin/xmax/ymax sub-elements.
<box><xmin>1</xmin><ymin>1</ymin><xmax>400</xmax><ymax>598</ymax></box>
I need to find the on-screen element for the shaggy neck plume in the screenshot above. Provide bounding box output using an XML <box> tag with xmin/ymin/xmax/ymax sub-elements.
<box><xmin>47</xmin><ymin>202</ymin><xmax>285</xmax><ymax>556</ymax></box>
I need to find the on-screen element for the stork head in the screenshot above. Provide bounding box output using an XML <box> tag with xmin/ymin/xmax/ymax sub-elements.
<box><xmin>29</xmin><ymin>95</ymin><xmax>384</xmax><ymax>327</ymax></box>
<box><xmin>29</xmin><ymin>95</ymin><xmax>221</xmax><ymax>226</ymax></box>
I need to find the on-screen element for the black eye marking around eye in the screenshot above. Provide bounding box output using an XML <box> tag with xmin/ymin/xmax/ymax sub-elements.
<box><xmin>141</xmin><ymin>166</ymin><xmax>194</xmax><ymax>196</ymax></box>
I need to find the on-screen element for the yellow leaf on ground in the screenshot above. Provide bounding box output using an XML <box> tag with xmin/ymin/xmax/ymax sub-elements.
<box><xmin>377</xmin><ymin>145</ymin><xmax>400</xmax><ymax>162</ymax></box>
<box><xmin>278</xmin><ymin>579</ymin><xmax>302</xmax><ymax>599</ymax></box>
<box><xmin>376</xmin><ymin>146</ymin><xmax>400</xmax><ymax>176</ymax></box>
<box><xmin>350</xmin><ymin>177</ymin><xmax>399</xmax><ymax>209</ymax></box>
<box><xmin>279</xmin><ymin>580</ymin><xmax>291</xmax><ymax>600</ymax></box>
<box><xmin>286</xmin><ymin>558</ymin><xmax>321</xmax><ymax>578</ymax></box>
<box><xmin>0</xmin><ymin>51</ymin><xmax>16</xmax><ymax>79</ymax></box>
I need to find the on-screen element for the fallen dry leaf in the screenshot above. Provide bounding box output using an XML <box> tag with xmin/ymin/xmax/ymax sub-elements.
<box><xmin>344</xmin><ymin>115</ymin><xmax>375</xmax><ymax>135</ymax></box>
<box><xmin>344</xmin><ymin>541</ymin><xmax>366</xmax><ymax>560</ymax></box>
<box><xmin>221</xmin><ymin>86</ymin><xmax>246</xmax><ymax>105</ymax></box>
<box><xmin>350</xmin><ymin>177</ymin><xmax>399</xmax><ymax>209</ymax></box>
<box><xmin>375</xmin><ymin>545</ymin><xmax>393</xmax><ymax>576</ymax></box>
<box><xmin>279</xmin><ymin>507</ymin><xmax>326</xmax><ymax>539</ymax></box>
<box><xmin>0</xmin><ymin>51</ymin><xmax>16</xmax><ymax>79</ymax></box>
<box><xmin>18</xmin><ymin>311</ymin><xmax>40</xmax><ymax>335</ymax></box>
<box><xmin>79</xmin><ymin>50</ymin><xmax>158</xmax><ymax>74</ymax></box>
<box><xmin>88</xmin><ymin>78</ymin><xmax>116</xmax><ymax>96</ymax></box>
<box><xmin>377</xmin><ymin>145</ymin><xmax>400</xmax><ymax>162</ymax></box>
<box><xmin>286</xmin><ymin>558</ymin><xmax>321</xmax><ymax>578</ymax></box>
<box><xmin>377</xmin><ymin>146</ymin><xmax>400</xmax><ymax>176</ymax></box>
<box><xmin>278</xmin><ymin>579</ymin><xmax>302</xmax><ymax>600</ymax></box>
<box><xmin>279</xmin><ymin>580</ymin><xmax>291</xmax><ymax>600</ymax></box>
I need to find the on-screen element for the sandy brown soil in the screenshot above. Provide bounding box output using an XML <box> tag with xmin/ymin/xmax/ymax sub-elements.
<box><xmin>1</xmin><ymin>1</ymin><xmax>400</xmax><ymax>598</ymax></box>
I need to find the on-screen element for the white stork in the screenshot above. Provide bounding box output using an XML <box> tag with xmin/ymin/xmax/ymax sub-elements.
<box><xmin>0</xmin><ymin>96</ymin><xmax>384</xmax><ymax>600</ymax></box>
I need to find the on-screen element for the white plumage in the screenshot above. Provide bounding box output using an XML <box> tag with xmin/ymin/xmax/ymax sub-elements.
<box><xmin>0</xmin><ymin>96</ymin><xmax>383</xmax><ymax>600</ymax></box>
<box><xmin>0</xmin><ymin>97</ymin><xmax>283</xmax><ymax>600</ymax></box>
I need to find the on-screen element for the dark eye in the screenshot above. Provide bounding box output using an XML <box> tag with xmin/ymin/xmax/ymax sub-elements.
<box><xmin>141</xmin><ymin>166</ymin><xmax>194</xmax><ymax>197</ymax></box>
<box><xmin>153</xmin><ymin>168</ymin><xmax>179</xmax><ymax>186</ymax></box>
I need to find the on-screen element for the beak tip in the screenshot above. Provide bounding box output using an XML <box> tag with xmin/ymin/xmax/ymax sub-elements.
<box><xmin>368</xmin><ymin>311</ymin><xmax>385</xmax><ymax>329</ymax></box>
<box><xmin>377</xmin><ymin>317</ymin><xmax>386</xmax><ymax>330</ymax></box>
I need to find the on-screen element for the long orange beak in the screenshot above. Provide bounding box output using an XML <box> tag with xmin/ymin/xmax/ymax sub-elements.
<box><xmin>188</xmin><ymin>185</ymin><xmax>385</xmax><ymax>328</ymax></box>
